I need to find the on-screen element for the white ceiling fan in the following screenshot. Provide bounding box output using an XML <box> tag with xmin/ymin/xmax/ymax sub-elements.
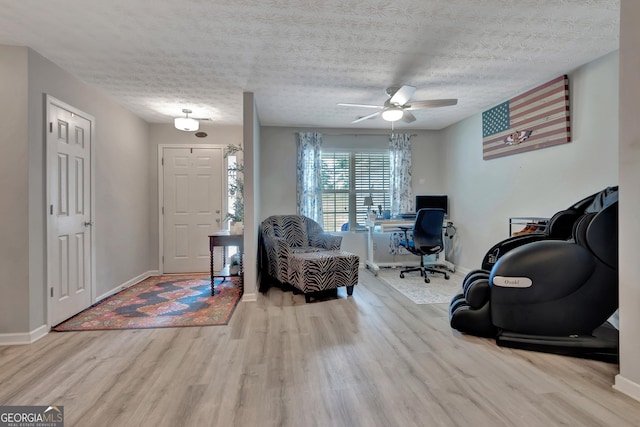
<box><xmin>338</xmin><ymin>85</ymin><xmax>457</xmax><ymax>124</ymax></box>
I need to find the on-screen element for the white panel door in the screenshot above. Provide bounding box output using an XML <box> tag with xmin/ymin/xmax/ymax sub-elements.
<box><xmin>163</xmin><ymin>148</ymin><xmax>224</xmax><ymax>273</ymax></box>
<box><xmin>48</xmin><ymin>101</ymin><xmax>93</xmax><ymax>325</ymax></box>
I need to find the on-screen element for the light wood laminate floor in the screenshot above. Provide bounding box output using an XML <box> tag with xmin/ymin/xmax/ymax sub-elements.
<box><xmin>1</xmin><ymin>269</ymin><xmax>639</xmax><ymax>427</ymax></box>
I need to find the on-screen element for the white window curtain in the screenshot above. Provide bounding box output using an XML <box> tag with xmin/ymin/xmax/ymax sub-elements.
<box><xmin>389</xmin><ymin>133</ymin><xmax>413</xmax><ymax>216</ymax></box>
<box><xmin>296</xmin><ymin>132</ymin><xmax>323</xmax><ymax>223</ymax></box>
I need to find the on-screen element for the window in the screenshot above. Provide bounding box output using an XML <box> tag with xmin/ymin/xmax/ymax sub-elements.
<box><xmin>321</xmin><ymin>150</ymin><xmax>390</xmax><ymax>231</ymax></box>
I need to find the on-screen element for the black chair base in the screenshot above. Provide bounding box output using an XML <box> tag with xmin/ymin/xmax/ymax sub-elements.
<box><xmin>400</xmin><ymin>264</ymin><xmax>450</xmax><ymax>283</ymax></box>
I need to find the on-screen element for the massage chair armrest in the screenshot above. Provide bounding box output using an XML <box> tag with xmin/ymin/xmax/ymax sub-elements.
<box><xmin>489</xmin><ymin>240</ymin><xmax>597</xmax><ymax>305</ymax></box>
<box><xmin>481</xmin><ymin>234</ymin><xmax>551</xmax><ymax>271</ymax></box>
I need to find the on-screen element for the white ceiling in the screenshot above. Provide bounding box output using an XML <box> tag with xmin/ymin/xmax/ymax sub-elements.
<box><xmin>0</xmin><ymin>0</ymin><xmax>620</xmax><ymax>130</ymax></box>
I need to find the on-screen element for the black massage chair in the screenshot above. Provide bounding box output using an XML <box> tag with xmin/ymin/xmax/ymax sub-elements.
<box><xmin>449</xmin><ymin>187</ymin><xmax>619</xmax><ymax>361</ymax></box>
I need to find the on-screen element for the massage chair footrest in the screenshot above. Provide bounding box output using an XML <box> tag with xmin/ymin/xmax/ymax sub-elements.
<box><xmin>496</xmin><ymin>322</ymin><xmax>618</xmax><ymax>363</ymax></box>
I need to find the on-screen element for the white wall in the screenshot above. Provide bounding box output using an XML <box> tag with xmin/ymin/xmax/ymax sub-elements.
<box><xmin>615</xmin><ymin>0</ymin><xmax>640</xmax><ymax>401</ymax></box>
<box><xmin>441</xmin><ymin>51</ymin><xmax>619</xmax><ymax>271</ymax></box>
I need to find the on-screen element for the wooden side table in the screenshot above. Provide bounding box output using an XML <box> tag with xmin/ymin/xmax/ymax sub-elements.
<box><xmin>209</xmin><ymin>231</ymin><xmax>244</xmax><ymax>296</ymax></box>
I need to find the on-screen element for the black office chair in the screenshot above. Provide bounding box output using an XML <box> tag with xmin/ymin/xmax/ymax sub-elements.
<box><xmin>398</xmin><ymin>208</ymin><xmax>450</xmax><ymax>283</ymax></box>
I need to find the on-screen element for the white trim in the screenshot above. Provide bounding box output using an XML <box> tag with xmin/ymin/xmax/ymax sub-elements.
<box><xmin>95</xmin><ymin>270</ymin><xmax>160</xmax><ymax>302</ymax></box>
<box><xmin>241</xmin><ymin>293</ymin><xmax>257</xmax><ymax>302</ymax></box>
<box><xmin>0</xmin><ymin>325</ymin><xmax>49</xmax><ymax>346</ymax></box>
<box><xmin>614</xmin><ymin>374</ymin><xmax>640</xmax><ymax>403</ymax></box>
<box><xmin>45</xmin><ymin>95</ymin><xmax>96</xmax><ymax>328</ymax></box>
<box><xmin>157</xmin><ymin>144</ymin><xmax>228</xmax><ymax>274</ymax></box>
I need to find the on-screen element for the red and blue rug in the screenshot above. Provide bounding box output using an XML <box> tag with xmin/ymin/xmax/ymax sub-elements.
<box><xmin>53</xmin><ymin>274</ymin><xmax>242</xmax><ymax>331</ymax></box>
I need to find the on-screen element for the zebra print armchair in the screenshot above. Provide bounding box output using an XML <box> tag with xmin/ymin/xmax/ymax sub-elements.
<box><xmin>261</xmin><ymin>215</ymin><xmax>342</xmax><ymax>286</ymax></box>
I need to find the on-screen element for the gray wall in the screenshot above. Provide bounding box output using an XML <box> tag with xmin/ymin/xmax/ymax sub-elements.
<box><xmin>27</xmin><ymin>49</ymin><xmax>153</xmax><ymax>314</ymax></box>
<box><xmin>243</xmin><ymin>92</ymin><xmax>260</xmax><ymax>299</ymax></box>
<box><xmin>616</xmin><ymin>0</ymin><xmax>640</xmax><ymax>400</ymax></box>
<box><xmin>0</xmin><ymin>45</ymin><xmax>153</xmax><ymax>334</ymax></box>
<box><xmin>258</xmin><ymin>127</ymin><xmax>445</xmax><ymax>262</ymax></box>
<box><xmin>147</xmin><ymin>123</ymin><xmax>243</xmax><ymax>270</ymax></box>
<box><xmin>0</xmin><ymin>46</ymin><xmax>29</xmax><ymax>333</ymax></box>
<box><xmin>441</xmin><ymin>51</ymin><xmax>619</xmax><ymax>271</ymax></box>
<box><xmin>259</xmin><ymin>127</ymin><xmax>445</xmax><ymax>219</ymax></box>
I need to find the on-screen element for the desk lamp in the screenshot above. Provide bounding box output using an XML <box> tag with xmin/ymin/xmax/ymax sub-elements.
<box><xmin>364</xmin><ymin>196</ymin><xmax>374</xmax><ymax>218</ymax></box>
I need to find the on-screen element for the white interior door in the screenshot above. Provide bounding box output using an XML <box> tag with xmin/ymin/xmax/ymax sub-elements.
<box><xmin>163</xmin><ymin>147</ymin><xmax>224</xmax><ymax>273</ymax></box>
<box><xmin>47</xmin><ymin>97</ymin><xmax>94</xmax><ymax>325</ymax></box>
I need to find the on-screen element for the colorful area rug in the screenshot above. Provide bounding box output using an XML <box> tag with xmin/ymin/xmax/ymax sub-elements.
<box><xmin>376</xmin><ymin>268</ymin><xmax>463</xmax><ymax>304</ymax></box>
<box><xmin>53</xmin><ymin>274</ymin><xmax>242</xmax><ymax>331</ymax></box>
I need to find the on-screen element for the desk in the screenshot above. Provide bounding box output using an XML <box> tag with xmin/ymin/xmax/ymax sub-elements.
<box><xmin>365</xmin><ymin>219</ymin><xmax>455</xmax><ymax>275</ymax></box>
<box><xmin>209</xmin><ymin>231</ymin><xmax>244</xmax><ymax>296</ymax></box>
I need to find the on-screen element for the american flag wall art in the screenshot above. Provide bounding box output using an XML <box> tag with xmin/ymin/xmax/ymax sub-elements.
<box><xmin>482</xmin><ymin>75</ymin><xmax>571</xmax><ymax>160</ymax></box>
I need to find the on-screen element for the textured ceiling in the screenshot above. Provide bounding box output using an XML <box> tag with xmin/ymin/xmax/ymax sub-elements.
<box><xmin>0</xmin><ymin>0</ymin><xmax>620</xmax><ymax>130</ymax></box>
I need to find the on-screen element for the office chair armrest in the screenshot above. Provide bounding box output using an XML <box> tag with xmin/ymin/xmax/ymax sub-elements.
<box><xmin>398</xmin><ymin>226</ymin><xmax>412</xmax><ymax>243</ymax></box>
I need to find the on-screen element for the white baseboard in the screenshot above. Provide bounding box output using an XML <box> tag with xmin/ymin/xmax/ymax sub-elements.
<box><xmin>455</xmin><ymin>266</ymin><xmax>472</xmax><ymax>276</ymax></box>
<box><xmin>241</xmin><ymin>292</ymin><xmax>257</xmax><ymax>302</ymax></box>
<box><xmin>95</xmin><ymin>270</ymin><xmax>160</xmax><ymax>302</ymax></box>
<box><xmin>614</xmin><ymin>374</ymin><xmax>640</xmax><ymax>402</ymax></box>
<box><xmin>0</xmin><ymin>324</ymin><xmax>49</xmax><ymax>346</ymax></box>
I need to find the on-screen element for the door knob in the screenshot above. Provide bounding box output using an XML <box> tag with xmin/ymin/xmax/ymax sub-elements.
<box><xmin>84</xmin><ymin>221</ymin><xmax>94</xmax><ymax>227</ymax></box>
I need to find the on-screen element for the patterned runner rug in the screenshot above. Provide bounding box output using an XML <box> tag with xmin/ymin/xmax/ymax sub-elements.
<box><xmin>376</xmin><ymin>268</ymin><xmax>463</xmax><ymax>304</ymax></box>
<box><xmin>53</xmin><ymin>273</ymin><xmax>242</xmax><ymax>331</ymax></box>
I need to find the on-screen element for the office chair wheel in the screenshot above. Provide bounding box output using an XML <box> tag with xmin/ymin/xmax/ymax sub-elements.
<box><xmin>424</xmin><ymin>276</ymin><xmax>430</xmax><ymax>283</ymax></box>
<box><xmin>399</xmin><ymin>273</ymin><xmax>405</xmax><ymax>278</ymax></box>
<box><xmin>445</xmin><ymin>274</ymin><xmax>450</xmax><ymax>280</ymax></box>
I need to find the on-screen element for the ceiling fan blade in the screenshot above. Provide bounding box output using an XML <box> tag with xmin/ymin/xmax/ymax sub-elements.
<box><xmin>402</xmin><ymin>110</ymin><xmax>416</xmax><ymax>123</ymax></box>
<box><xmin>338</xmin><ymin>103</ymin><xmax>384</xmax><ymax>109</ymax></box>
<box><xmin>406</xmin><ymin>99</ymin><xmax>458</xmax><ymax>110</ymax></box>
<box><xmin>389</xmin><ymin>85</ymin><xmax>416</xmax><ymax>106</ymax></box>
<box><xmin>352</xmin><ymin>111</ymin><xmax>381</xmax><ymax>123</ymax></box>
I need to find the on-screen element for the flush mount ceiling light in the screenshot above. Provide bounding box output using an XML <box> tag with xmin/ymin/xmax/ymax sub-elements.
<box><xmin>174</xmin><ymin>109</ymin><xmax>199</xmax><ymax>131</ymax></box>
<box><xmin>381</xmin><ymin>107</ymin><xmax>404</xmax><ymax>122</ymax></box>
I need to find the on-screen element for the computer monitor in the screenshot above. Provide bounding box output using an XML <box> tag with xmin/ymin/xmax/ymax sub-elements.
<box><xmin>415</xmin><ymin>195</ymin><xmax>448</xmax><ymax>217</ymax></box>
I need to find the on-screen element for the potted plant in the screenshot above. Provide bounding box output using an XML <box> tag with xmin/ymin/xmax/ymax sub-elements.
<box><xmin>224</xmin><ymin>144</ymin><xmax>244</xmax><ymax>234</ymax></box>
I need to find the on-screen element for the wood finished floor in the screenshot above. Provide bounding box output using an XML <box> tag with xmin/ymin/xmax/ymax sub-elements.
<box><xmin>1</xmin><ymin>269</ymin><xmax>640</xmax><ymax>427</ymax></box>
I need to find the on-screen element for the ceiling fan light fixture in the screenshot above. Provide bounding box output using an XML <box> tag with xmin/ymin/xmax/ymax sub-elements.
<box><xmin>382</xmin><ymin>108</ymin><xmax>404</xmax><ymax>122</ymax></box>
<box><xmin>174</xmin><ymin>109</ymin><xmax>199</xmax><ymax>131</ymax></box>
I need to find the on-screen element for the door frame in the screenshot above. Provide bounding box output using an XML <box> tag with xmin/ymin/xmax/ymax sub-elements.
<box><xmin>158</xmin><ymin>144</ymin><xmax>229</xmax><ymax>274</ymax></box>
<box><xmin>45</xmin><ymin>95</ymin><xmax>97</xmax><ymax>327</ymax></box>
